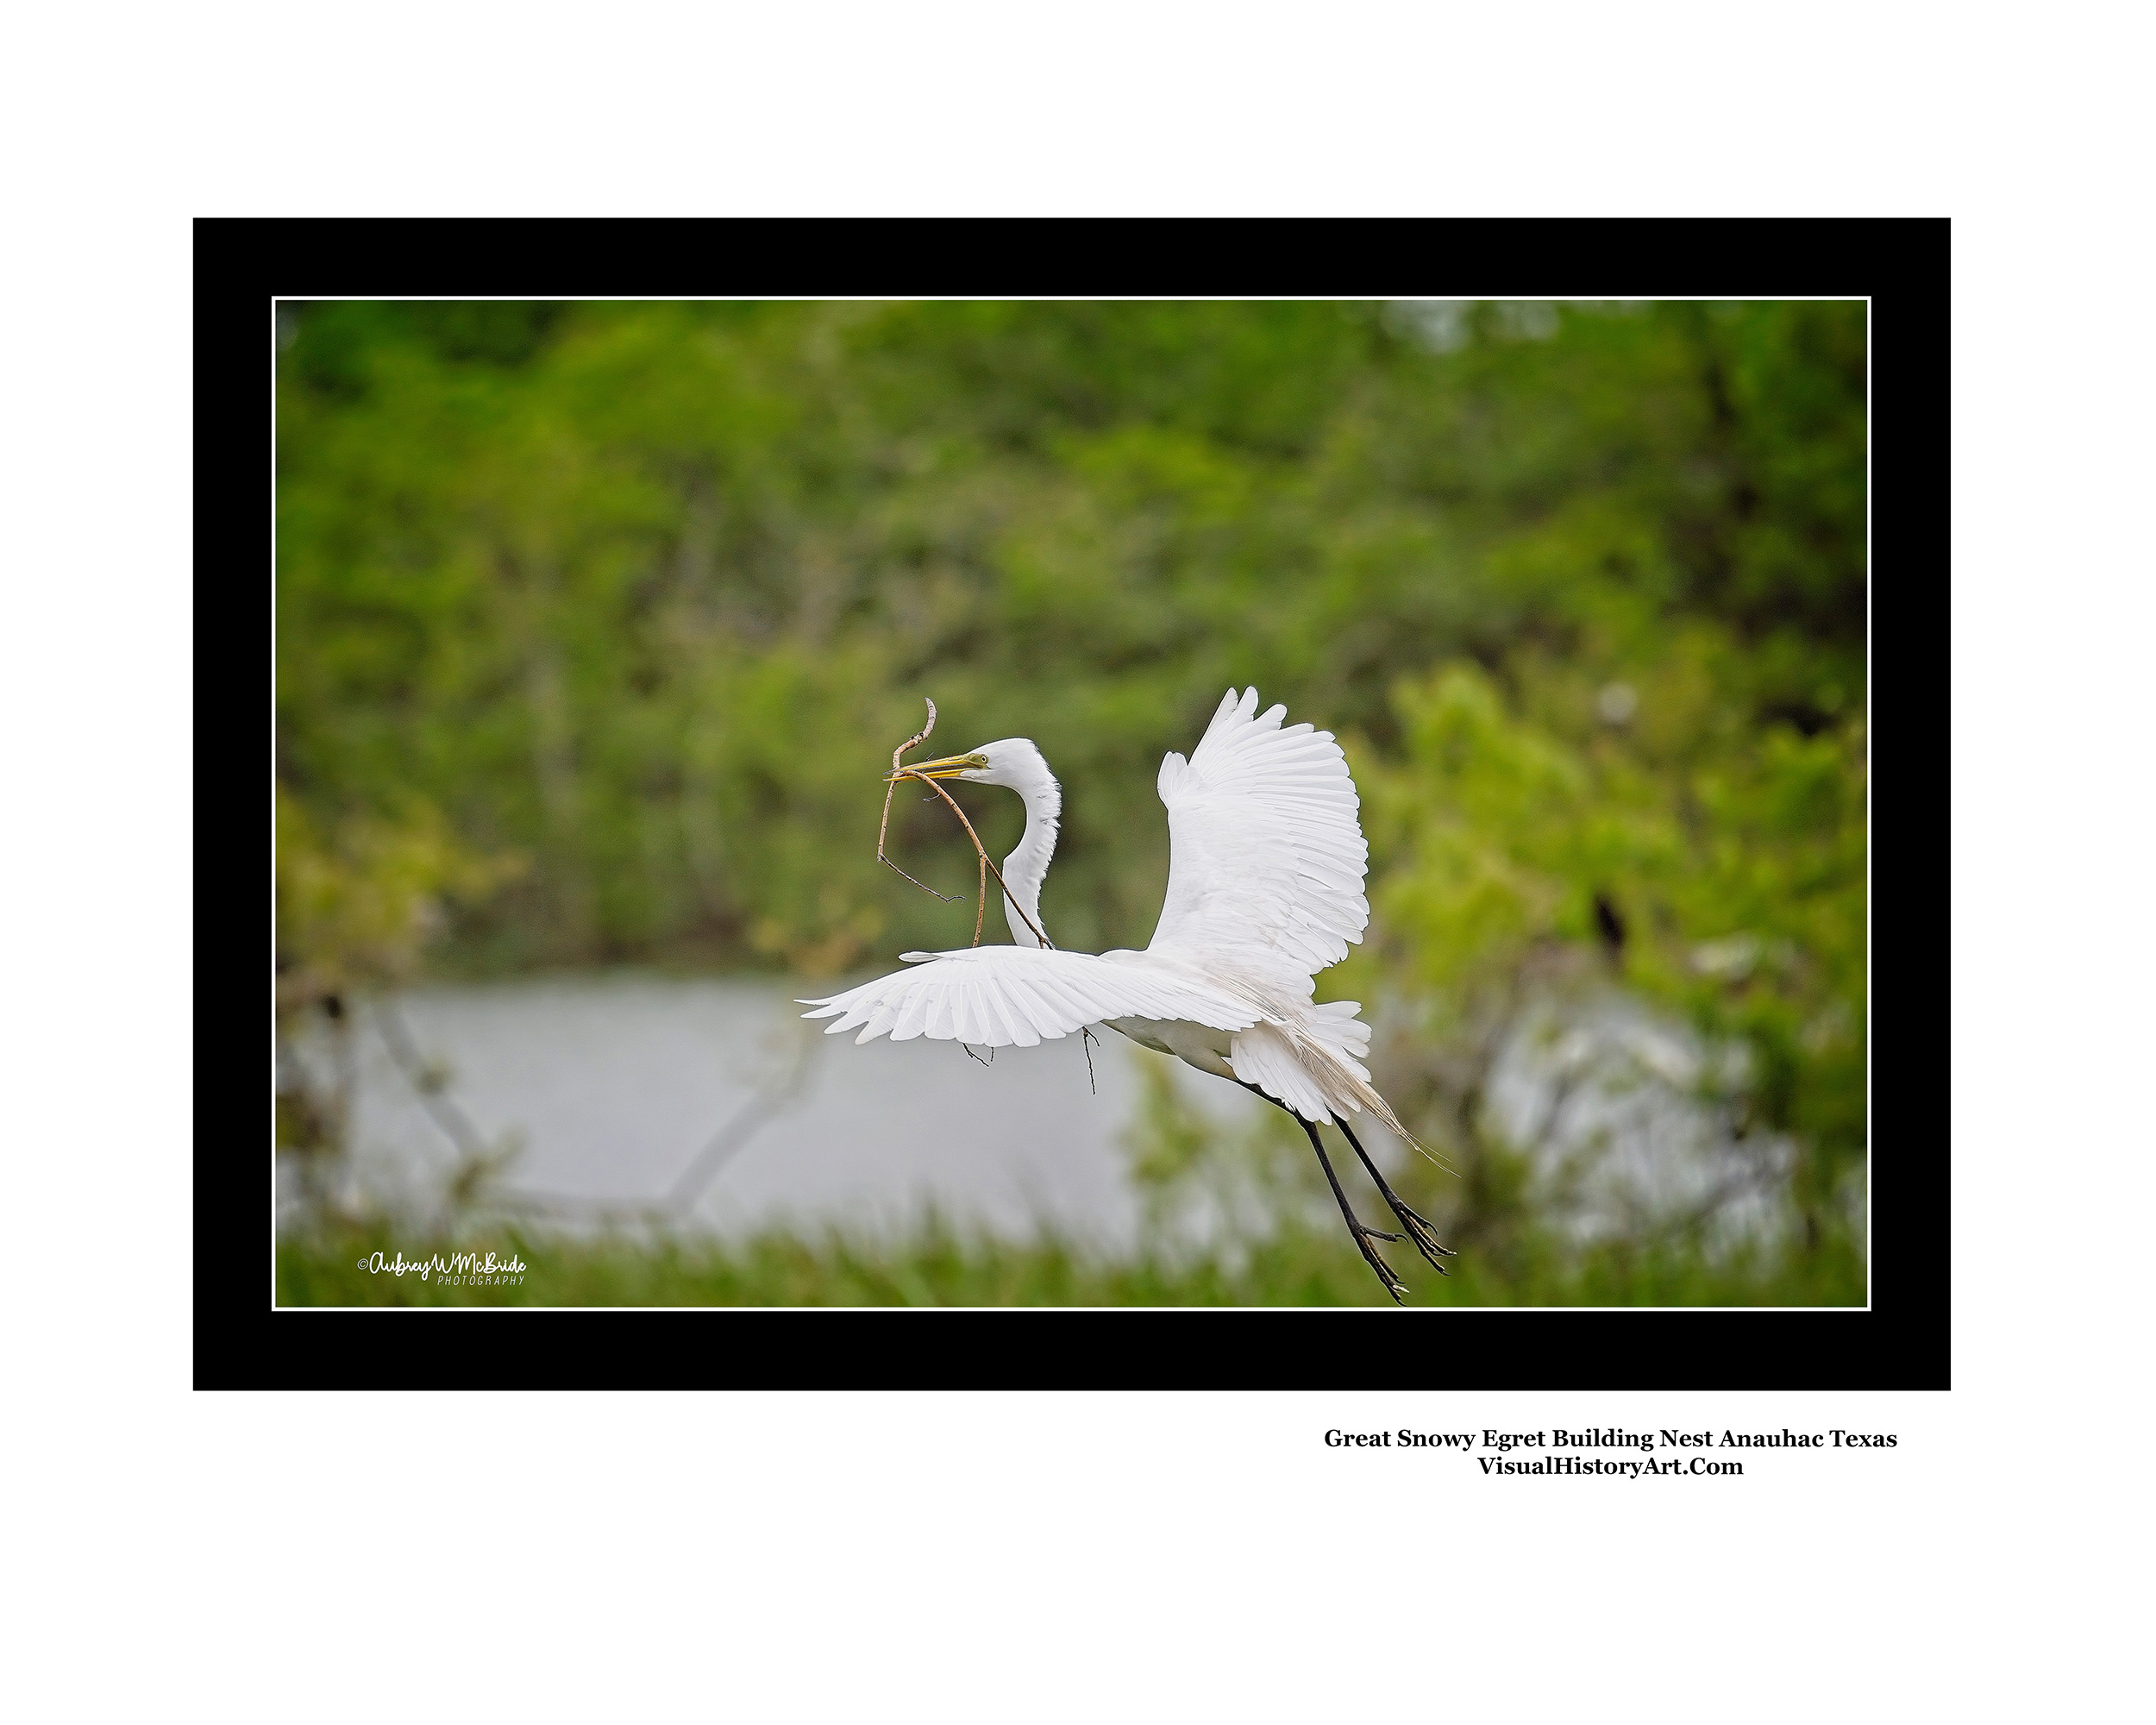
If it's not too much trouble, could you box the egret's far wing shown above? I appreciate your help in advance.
[798,946,1263,1048]
[1144,687,1369,988]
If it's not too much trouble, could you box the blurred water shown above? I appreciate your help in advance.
[277,974,1796,1251]
[1482,995,1796,1251]
[277,974,1273,1248]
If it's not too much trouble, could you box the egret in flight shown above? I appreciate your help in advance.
[799,687,1452,1300]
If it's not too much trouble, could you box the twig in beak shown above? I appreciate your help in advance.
[877,698,962,903]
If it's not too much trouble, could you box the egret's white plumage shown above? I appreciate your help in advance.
[799,687,1414,1145]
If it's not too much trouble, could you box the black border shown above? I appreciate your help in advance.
[220,218,1945,1389]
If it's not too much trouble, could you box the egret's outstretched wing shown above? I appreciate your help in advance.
[799,946,1266,1048]
[1145,687,1370,989]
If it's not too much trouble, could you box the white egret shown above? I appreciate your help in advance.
[799,687,1452,1298]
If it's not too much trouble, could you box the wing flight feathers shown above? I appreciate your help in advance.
[799,946,1265,1048]
[1146,687,1370,989]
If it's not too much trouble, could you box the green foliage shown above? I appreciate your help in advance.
[274,788,517,1022]
[1345,650,1863,1245]
[275,1219,1865,1308]
[274,789,519,1180]
[278,299,1865,975]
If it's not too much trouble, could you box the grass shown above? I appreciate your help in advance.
[277,1217,1868,1308]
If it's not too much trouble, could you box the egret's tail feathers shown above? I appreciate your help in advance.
[1227,1022,1336,1125]
[1304,998,1374,1076]
[1228,1009,1440,1168]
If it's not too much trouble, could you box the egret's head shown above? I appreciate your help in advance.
[891,738,1059,808]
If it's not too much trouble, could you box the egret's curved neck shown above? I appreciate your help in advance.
[997,762,1062,949]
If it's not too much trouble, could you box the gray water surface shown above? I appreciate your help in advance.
[281,974,1272,1248]
[279,972,1802,1252]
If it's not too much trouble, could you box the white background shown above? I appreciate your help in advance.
[5,3,2150,1716]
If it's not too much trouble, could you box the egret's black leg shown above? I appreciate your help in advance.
[1332,1113,1457,1275]
[1235,1082,1408,1301]
[1299,1115,1411,1302]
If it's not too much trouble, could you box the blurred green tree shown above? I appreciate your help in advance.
[278,299,1864,971]
[273,787,517,1201]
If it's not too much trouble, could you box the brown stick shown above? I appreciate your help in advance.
[876,699,962,903]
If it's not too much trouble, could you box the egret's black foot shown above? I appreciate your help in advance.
[1382,1198,1457,1276]
[1346,1224,1412,1304]
[1333,1113,1457,1275]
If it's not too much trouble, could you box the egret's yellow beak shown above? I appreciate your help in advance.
[887,751,987,783]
